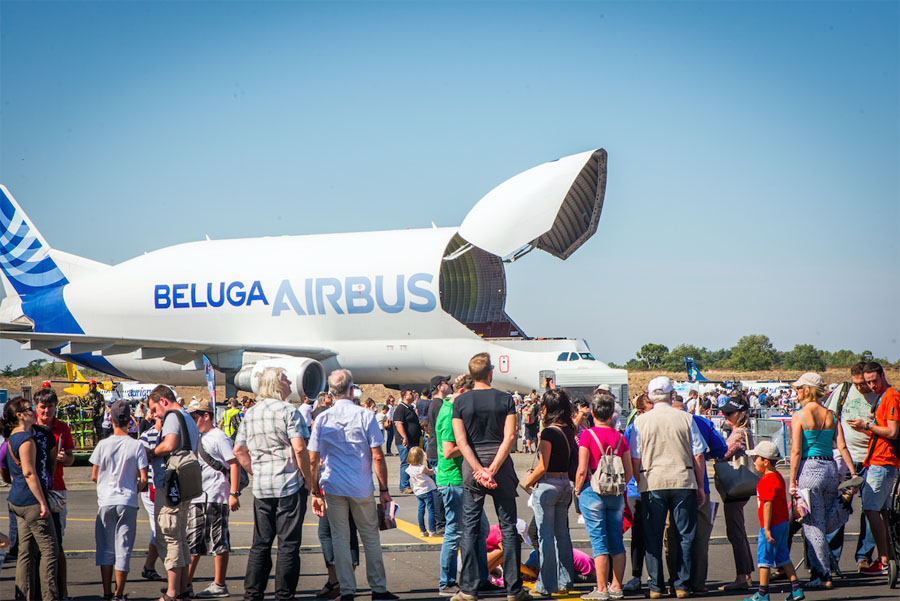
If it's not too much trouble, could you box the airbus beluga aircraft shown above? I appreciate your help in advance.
[0,149,627,402]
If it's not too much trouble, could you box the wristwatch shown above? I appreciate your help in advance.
[230,491,241,497]
[865,422,871,432]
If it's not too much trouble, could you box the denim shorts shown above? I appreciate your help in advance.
[756,521,791,568]
[577,486,625,557]
[861,464,899,512]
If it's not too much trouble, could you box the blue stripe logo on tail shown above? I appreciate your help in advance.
[0,187,68,295]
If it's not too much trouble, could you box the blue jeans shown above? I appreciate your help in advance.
[385,427,394,454]
[579,486,625,557]
[459,488,521,596]
[643,489,697,594]
[532,478,575,594]
[398,444,411,490]
[439,485,489,589]
[417,492,436,533]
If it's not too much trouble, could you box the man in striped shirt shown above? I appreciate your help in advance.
[233,368,311,601]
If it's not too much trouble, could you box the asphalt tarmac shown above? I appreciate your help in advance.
[1,450,896,601]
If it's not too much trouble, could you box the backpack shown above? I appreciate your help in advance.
[163,411,203,506]
[586,428,626,496]
[525,404,537,425]
[198,433,250,493]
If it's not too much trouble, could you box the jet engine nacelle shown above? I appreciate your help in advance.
[234,356,326,403]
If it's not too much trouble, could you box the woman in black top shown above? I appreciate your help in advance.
[522,389,576,596]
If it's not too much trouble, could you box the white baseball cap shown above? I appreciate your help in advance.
[647,376,674,395]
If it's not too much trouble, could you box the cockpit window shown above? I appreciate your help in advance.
[579,353,596,361]
[568,353,580,361]
[557,352,569,361]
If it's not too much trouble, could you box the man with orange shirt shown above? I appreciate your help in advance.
[848,361,899,581]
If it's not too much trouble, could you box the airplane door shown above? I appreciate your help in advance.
[539,370,556,393]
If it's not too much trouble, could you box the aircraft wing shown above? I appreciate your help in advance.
[0,325,337,367]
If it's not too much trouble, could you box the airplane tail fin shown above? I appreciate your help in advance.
[684,357,709,382]
[0,185,70,297]
[66,362,88,383]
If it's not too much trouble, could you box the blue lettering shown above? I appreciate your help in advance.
[172,283,189,308]
[190,283,207,308]
[407,273,436,312]
[375,275,404,314]
[345,276,374,314]
[316,278,344,314]
[155,285,171,309]
[246,280,269,306]
[305,278,316,316]
[272,279,305,316]
[226,281,246,306]
[207,282,225,307]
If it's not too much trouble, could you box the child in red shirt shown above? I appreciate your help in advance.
[745,441,804,601]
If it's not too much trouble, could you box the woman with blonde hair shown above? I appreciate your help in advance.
[788,372,859,589]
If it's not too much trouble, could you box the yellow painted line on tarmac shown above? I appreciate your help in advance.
[394,517,444,542]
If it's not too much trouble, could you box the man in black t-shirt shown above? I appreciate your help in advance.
[393,390,420,493]
[451,353,528,601]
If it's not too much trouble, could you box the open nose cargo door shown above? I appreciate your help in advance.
[458,149,607,260]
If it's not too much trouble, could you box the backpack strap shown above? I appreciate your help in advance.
[169,410,194,452]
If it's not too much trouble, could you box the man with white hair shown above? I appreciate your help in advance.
[629,376,708,600]
[233,367,311,601]
[309,369,398,601]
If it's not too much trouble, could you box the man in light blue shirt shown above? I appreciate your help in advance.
[309,369,398,601]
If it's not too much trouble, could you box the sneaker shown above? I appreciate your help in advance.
[579,590,609,601]
[372,593,399,601]
[859,561,886,576]
[743,593,769,601]
[784,588,805,601]
[622,577,641,592]
[649,593,665,600]
[440,585,461,597]
[451,592,478,601]
[507,590,534,601]
[803,578,825,589]
[196,583,230,598]
[675,591,690,599]
[421,531,428,537]
[608,591,624,601]
[857,559,871,572]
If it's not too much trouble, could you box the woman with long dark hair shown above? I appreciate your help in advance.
[1,395,59,601]
[521,389,576,596]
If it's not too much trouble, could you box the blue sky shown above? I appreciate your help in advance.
[1,1,898,369]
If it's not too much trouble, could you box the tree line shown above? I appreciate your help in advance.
[610,335,896,372]
[2,359,104,380]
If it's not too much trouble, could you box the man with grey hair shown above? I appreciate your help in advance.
[629,376,707,600]
[309,369,398,601]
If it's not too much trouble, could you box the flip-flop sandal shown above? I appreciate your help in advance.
[142,567,163,581]
[159,595,176,601]
[838,475,864,492]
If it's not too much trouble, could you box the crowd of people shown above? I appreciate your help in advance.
[0,357,897,601]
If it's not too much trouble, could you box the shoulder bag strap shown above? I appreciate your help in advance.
[549,424,572,458]
[197,434,229,475]
[834,383,851,417]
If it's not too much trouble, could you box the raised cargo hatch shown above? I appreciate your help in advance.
[458,149,606,260]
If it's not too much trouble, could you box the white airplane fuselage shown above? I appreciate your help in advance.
[0,149,627,398]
